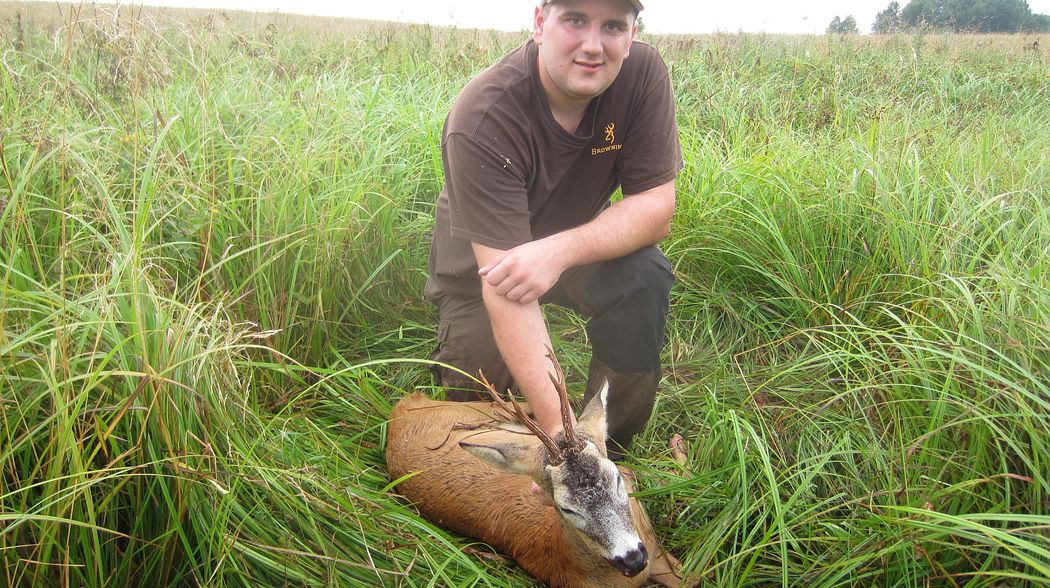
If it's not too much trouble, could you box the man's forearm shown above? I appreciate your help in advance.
[545,180,675,271]
[476,180,676,305]
[481,287,570,434]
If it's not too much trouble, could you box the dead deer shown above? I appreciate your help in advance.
[385,352,684,588]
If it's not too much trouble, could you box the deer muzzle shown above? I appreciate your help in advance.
[609,541,648,577]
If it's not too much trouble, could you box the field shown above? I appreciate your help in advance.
[1,2,1048,586]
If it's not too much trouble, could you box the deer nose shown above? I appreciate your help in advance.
[610,542,648,577]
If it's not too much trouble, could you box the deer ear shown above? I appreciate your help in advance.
[460,441,544,477]
[577,378,609,446]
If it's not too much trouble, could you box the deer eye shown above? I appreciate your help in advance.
[558,506,579,516]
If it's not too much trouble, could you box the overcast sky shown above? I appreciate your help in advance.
[38,0,1050,34]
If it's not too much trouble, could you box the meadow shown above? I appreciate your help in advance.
[1,3,1048,586]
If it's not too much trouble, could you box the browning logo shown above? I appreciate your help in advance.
[593,122,623,156]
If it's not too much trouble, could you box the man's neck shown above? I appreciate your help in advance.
[551,106,588,135]
[537,58,591,134]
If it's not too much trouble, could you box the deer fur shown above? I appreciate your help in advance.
[385,377,683,588]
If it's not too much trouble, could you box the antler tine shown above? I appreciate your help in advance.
[543,345,582,450]
[478,371,564,464]
[479,371,515,414]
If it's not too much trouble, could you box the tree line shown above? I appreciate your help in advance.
[827,0,1050,34]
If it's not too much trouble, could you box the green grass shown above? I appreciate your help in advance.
[2,3,1048,586]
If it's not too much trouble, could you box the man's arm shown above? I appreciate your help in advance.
[472,178,675,433]
[478,179,675,304]
[472,242,568,434]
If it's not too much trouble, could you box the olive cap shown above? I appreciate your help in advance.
[543,0,644,13]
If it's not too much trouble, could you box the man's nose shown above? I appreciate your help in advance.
[581,24,602,54]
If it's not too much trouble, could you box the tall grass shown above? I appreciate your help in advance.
[2,3,1048,586]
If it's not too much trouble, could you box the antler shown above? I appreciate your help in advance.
[479,371,565,465]
[544,344,585,454]
[476,347,585,463]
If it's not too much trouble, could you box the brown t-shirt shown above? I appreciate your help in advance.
[428,39,682,298]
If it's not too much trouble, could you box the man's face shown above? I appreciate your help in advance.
[533,0,637,110]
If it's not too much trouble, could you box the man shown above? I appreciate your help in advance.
[426,0,681,460]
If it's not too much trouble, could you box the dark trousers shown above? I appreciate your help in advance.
[425,246,673,458]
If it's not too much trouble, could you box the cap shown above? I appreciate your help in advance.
[543,0,644,13]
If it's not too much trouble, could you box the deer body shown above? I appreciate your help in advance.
[386,390,681,588]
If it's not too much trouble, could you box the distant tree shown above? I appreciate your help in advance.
[894,0,1044,32]
[900,0,955,30]
[842,15,860,34]
[1025,11,1050,31]
[967,0,1029,32]
[873,1,902,33]
[827,15,860,34]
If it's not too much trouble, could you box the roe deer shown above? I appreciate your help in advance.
[385,353,683,588]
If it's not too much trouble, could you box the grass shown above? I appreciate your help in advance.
[2,2,1048,586]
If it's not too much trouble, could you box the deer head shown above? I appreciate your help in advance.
[459,350,649,578]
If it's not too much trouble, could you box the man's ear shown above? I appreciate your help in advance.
[460,441,545,477]
[533,5,546,44]
[577,378,609,447]
[624,20,637,58]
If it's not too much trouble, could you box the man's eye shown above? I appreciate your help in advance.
[559,506,579,516]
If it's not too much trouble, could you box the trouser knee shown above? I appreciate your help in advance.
[567,247,672,458]
[582,247,673,374]
[424,278,511,401]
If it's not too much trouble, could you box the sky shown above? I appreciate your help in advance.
[30,0,1050,34]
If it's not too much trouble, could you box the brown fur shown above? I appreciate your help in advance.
[386,392,682,588]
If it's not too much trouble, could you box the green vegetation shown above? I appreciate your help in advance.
[826,15,860,35]
[2,3,1048,586]
[874,0,1050,33]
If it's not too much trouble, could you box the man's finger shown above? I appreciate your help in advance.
[531,482,555,506]
[505,283,533,302]
[493,271,519,295]
[482,262,508,287]
[477,251,509,276]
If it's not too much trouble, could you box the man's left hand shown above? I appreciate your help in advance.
[477,239,565,304]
